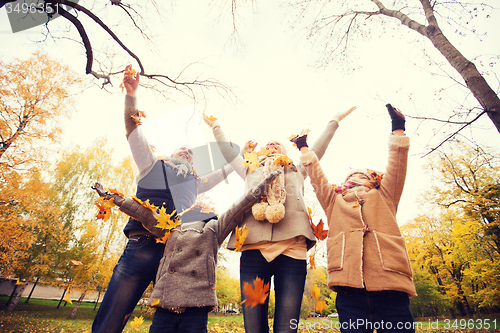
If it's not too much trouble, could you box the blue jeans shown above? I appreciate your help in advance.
[240,250,307,333]
[92,235,165,333]
[335,287,415,333]
[149,307,211,333]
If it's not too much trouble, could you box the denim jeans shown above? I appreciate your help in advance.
[240,250,307,333]
[335,287,415,333]
[92,235,165,333]
[149,307,211,333]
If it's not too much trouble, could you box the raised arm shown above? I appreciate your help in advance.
[204,115,248,179]
[379,104,409,212]
[310,106,356,160]
[122,65,156,175]
[196,163,234,194]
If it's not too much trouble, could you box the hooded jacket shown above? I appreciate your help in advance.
[300,134,417,297]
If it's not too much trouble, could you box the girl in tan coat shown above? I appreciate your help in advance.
[292,104,417,333]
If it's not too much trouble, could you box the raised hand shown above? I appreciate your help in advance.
[123,64,139,96]
[386,104,406,132]
[332,106,357,123]
[243,140,258,154]
[289,130,309,150]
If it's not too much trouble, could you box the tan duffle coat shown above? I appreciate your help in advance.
[300,134,417,297]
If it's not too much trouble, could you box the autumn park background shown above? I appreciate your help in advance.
[1,0,500,331]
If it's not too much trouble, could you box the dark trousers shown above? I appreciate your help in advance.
[335,286,415,333]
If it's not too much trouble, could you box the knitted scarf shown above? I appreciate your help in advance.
[162,157,194,179]
[334,169,384,195]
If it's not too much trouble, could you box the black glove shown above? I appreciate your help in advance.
[290,133,308,150]
[386,104,406,131]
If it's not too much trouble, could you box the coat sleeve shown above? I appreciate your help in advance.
[300,151,337,214]
[296,120,339,178]
[196,164,234,194]
[212,127,247,179]
[124,95,156,175]
[378,134,410,214]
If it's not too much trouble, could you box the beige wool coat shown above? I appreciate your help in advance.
[212,120,341,251]
[300,134,417,297]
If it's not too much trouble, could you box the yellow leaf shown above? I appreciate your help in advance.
[243,152,260,172]
[205,115,217,121]
[70,260,83,266]
[155,207,180,231]
[156,232,171,244]
[234,225,249,252]
[132,195,157,212]
[63,289,72,305]
[312,285,321,301]
[242,277,270,308]
[315,299,327,314]
[273,154,293,168]
[130,316,144,329]
[151,299,160,306]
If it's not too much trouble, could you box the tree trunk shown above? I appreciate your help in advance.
[68,291,86,320]
[57,288,68,309]
[7,283,28,311]
[25,277,40,303]
[93,290,101,311]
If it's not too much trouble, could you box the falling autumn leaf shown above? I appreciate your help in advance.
[315,299,327,314]
[311,219,328,241]
[205,115,217,121]
[63,289,72,304]
[109,188,125,197]
[155,207,180,231]
[132,195,157,212]
[242,277,270,308]
[234,225,249,252]
[243,152,261,172]
[70,260,83,266]
[151,299,160,307]
[156,232,171,244]
[95,197,115,221]
[312,285,321,301]
[130,316,144,329]
[131,109,147,126]
[15,279,24,285]
[274,155,294,168]
[308,252,316,270]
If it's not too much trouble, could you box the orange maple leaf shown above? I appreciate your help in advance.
[95,197,115,221]
[311,219,328,241]
[242,277,270,308]
[205,115,217,121]
[132,195,157,212]
[109,188,125,197]
[274,154,294,168]
[308,252,316,270]
[156,231,171,244]
[234,225,249,252]
[151,299,160,307]
[155,207,180,231]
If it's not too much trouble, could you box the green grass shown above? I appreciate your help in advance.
[1,297,499,332]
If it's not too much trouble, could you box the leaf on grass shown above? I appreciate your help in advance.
[155,207,180,231]
[242,277,270,308]
[311,219,328,241]
[130,316,144,329]
[234,225,249,252]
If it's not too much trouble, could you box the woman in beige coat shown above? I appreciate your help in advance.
[292,104,416,333]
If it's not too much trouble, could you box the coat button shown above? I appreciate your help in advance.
[168,267,175,274]
[190,270,197,276]
[176,248,182,252]
[195,250,202,256]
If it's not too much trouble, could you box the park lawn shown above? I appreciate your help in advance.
[1,297,499,332]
